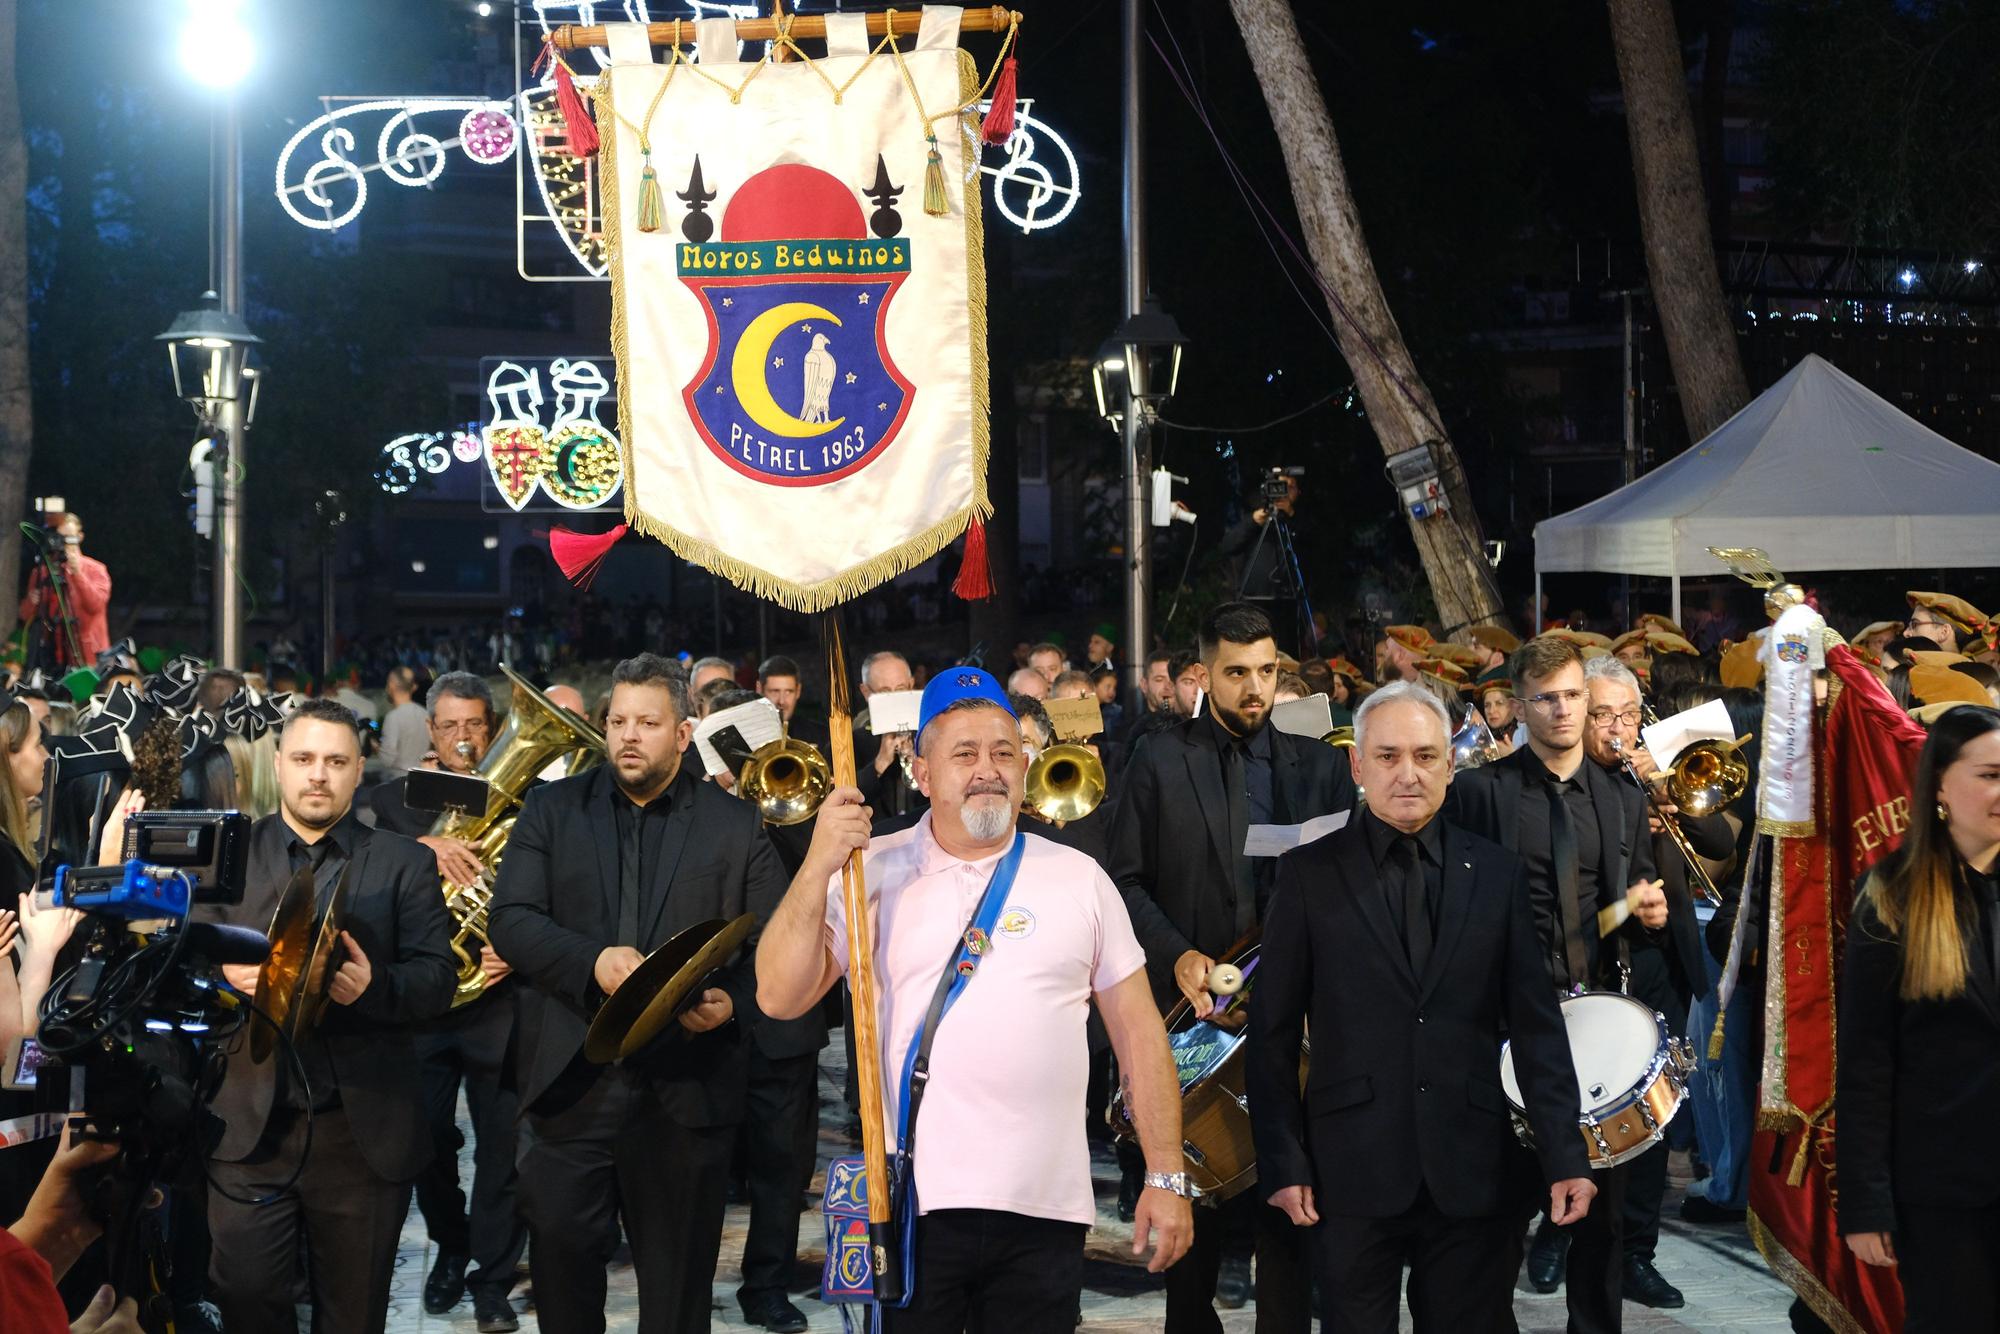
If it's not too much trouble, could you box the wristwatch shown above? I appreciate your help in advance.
[1143,1171,1193,1198]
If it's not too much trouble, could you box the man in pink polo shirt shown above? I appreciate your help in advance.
[757,668,1192,1332]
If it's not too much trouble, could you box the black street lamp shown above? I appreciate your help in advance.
[1115,296,1187,409]
[156,289,262,422]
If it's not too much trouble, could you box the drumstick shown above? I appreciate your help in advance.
[1207,963,1244,996]
[1596,879,1665,937]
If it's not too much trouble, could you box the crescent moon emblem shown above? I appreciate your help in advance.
[731,302,846,439]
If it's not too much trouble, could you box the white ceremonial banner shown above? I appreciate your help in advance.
[597,7,989,609]
[1757,605,1825,835]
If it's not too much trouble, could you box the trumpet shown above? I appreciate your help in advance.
[740,735,832,826]
[1612,736,1748,905]
[1450,707,1503,770]
[1022,743,1105,827]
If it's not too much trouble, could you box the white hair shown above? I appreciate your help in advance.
[860,650,910,690]
[1352,680,1452,753]
[1583,654,1643,698]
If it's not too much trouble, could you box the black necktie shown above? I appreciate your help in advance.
[1393,837,1433,977]
[1547,780,1589,986]
[618,803,643,948]
[1222,739,1253,938]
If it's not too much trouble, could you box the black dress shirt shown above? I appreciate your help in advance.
[610,767,685,949]
[1511,747,1603,982]
[1210,711,1276,936]
[1360,807,1443,938]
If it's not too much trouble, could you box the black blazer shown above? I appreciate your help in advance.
[1446,747,1658,990]
[487,764,789,1123]
[199,811,457,1181]
[1837,861,2000,1235]
[1247,816,1590,1218]
[1108,716,1355,1003]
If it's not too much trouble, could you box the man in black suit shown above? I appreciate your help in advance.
[201,698,458,1334]
[1108,600,1356,1333]
[1580,658,1732,1310]
[1446,636,1665,1334]
[1248,681,1596,1331]
[489,653,789,1334]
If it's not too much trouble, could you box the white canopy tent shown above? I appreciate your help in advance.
[1533,353,2000,624]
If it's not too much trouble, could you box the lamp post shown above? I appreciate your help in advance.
[158,291,260,665]
[1094,295,1186,694]
[170,0,256,666]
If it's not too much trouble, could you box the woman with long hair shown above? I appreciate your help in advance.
[1838,704,2000,1328]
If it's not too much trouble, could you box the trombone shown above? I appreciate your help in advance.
[739,735,833,826]
[1611,736,1748,905]
[1022,743,1105,828]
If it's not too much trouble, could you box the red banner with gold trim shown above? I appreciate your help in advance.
[1750,641,1923,1333]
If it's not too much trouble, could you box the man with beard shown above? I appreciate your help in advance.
[1109,601,1357,1333]
[756,668,1192,1331]
[489,654,788,1333]
[364,671,527,1329]
[201,699,457,1334]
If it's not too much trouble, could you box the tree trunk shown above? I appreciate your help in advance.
[1608,0,1750,442]
[1698,0,1737,248]
[1228,0,1510,640]
[0,0,28,638]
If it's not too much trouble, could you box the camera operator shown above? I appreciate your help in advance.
[5,1127,143,1333]
[196,698,456,1334]
[17,513,111,672]
[1219,471,1311,655]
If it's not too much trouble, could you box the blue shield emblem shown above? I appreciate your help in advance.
[680,239,915,486]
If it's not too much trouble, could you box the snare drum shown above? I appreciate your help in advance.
[1498,990,1694,1170]
[1108,944,1306,1200]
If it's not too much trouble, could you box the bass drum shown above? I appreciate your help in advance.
[1107,942,1306,1201]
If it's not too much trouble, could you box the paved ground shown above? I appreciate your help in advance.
[382,1057,1798,1333]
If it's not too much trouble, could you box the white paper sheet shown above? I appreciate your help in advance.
[1244,810,1350,857]
[866,690,922,737]
[692,697,784,777]
[1270,694,1334,740]
[1640,697,1735,770]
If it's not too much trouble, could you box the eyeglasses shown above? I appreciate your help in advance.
[1516,689,1585,713]
[1587,708,1643,727]
[432,719,490,736]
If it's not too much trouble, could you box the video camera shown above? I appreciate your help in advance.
[1260,465,1303,506]
[23,810,264,1307]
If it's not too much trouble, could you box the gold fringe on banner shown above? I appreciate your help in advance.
[597,49,992,613]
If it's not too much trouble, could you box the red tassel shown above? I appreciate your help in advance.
[549,523,626,588]
[552,58,600,157]
[980,57,1018,144]
[952,518,993,601]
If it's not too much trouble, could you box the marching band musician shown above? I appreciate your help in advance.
[488,653,788,1334]
[1579,656,1729,1308]
[1446,636,1664,1334]
[200,699,458,1334]
[1247,682,1596,1332]
[1108,601,1356,1332]
[365,671,526,1330]
[756,668,1193,1332]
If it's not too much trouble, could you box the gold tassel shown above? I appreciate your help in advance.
[1707,1007,1727,1061]
[922,134,948,217]
[635,152,664,233]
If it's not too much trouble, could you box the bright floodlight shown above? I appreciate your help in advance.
[180,0,255,89]
[1898,268,1918,289]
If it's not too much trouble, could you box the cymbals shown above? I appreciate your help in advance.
[584,914,757,1064]
[295,866,351,1032]
[251,867,315,1063]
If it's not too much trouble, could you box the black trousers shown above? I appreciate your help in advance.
[736,1047,820,1302]
[517,1065,733,1334]
[1898,1198,2000,1333]
[208,1108,413,1334]
[1164,1192,1312,1334]
[411,992,526,1296]
[1313,1187,1517,1334]
[1619,956,1685,1265]
[1505,1150,1630,1334]
[880,1208,1086,1334]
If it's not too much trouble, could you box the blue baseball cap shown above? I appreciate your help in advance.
[918,666,1016,736]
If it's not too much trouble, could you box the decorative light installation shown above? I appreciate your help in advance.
[275,98,519,231]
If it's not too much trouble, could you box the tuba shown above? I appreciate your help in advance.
[433,664,606,1008]
[739,735,833,826]
[1022,743,1106,827]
